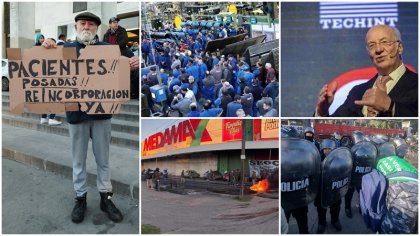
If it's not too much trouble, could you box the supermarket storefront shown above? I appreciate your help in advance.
[141,119,279,177]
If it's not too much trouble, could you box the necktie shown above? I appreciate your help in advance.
[367,75,392,117]
[377,75,392,90]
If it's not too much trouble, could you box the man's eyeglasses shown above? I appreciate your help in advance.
[367,40,400,51]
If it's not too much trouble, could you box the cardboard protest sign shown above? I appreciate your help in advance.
[7,45,130,115]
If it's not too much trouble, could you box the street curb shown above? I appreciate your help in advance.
[2,114,139,150]
[2,148,139,200]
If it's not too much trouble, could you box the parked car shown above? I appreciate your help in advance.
[2,59,9,91]
[185,170,200,178]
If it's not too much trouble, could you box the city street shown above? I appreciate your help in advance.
[141,182,279,234]
[286,194,374,234]
[2,159,139,234]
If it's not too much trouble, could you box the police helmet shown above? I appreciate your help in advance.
[320,139,336,152]
[405,137,416,146]
[304,127,315,140]
[304,127,315,135]
[352,131,365,144]
[392,138,406,148]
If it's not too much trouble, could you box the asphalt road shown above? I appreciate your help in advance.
[2,158,139,234]
[286,192,374,234]
[141,182,279,234]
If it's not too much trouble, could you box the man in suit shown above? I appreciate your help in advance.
[316,25,418,117]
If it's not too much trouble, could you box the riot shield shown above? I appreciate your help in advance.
[281,126,299,138]
[281,138,321,211]
[350,141,377,189]
[321,147,353,208]
[371,135,387,146]
[378,142,396,160]
[396,143,409,158]
[377,134,389,142]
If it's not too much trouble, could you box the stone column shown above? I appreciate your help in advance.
[99,2,117,41]
[9,2,35,49]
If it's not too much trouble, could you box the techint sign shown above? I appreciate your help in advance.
[320,2,398,30]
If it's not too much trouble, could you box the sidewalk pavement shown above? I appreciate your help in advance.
[2,158,139,234]
[2,124,139,199]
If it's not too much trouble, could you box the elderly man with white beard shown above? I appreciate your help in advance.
[42,12,139,224]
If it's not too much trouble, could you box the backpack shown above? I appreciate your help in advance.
[359,169,388,232]
[377,156,418,234]
[380,179,418,234]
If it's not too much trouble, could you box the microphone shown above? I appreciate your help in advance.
[388,46,400,59]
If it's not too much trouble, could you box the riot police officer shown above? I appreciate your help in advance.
[345,138,377,218]
[282,137,321,234]
[315,139,342,233]
[284,203,310,234]
[344,131,363,217]
[304,127,320,150]
[333,132,342,147]
[283,127,320,233]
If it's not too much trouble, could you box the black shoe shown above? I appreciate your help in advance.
[72,193,87,223]
[345,208,352,218]
[317,224,326,234]
[99,192,123,223]
[332,221,342,231]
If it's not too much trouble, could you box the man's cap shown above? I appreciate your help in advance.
[75,12,101,26]
[109,16,120,24]
[181,84,189,90]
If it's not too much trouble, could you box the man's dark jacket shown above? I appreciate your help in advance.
[333,68,418,117]
[103,26,132,57]
[64,41,112,124]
